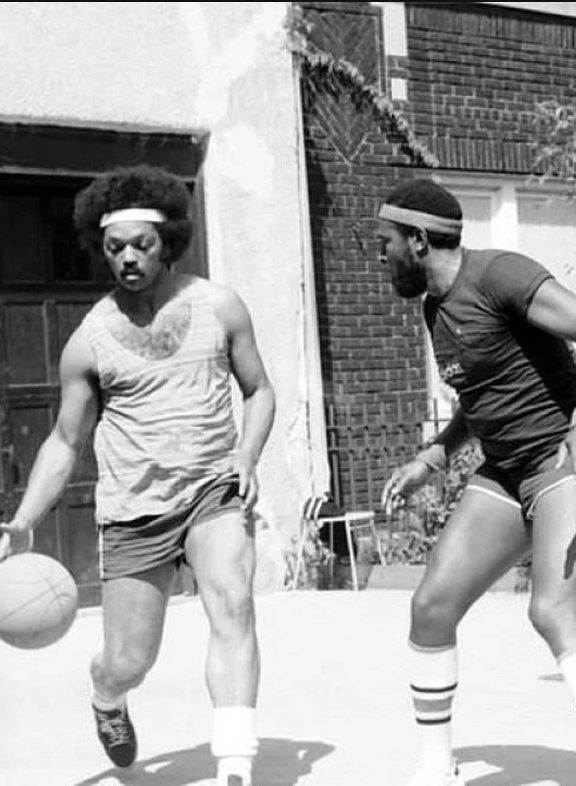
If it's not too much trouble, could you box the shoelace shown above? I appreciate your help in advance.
[98,712,132,746]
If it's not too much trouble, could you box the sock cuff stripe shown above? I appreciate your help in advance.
[416,715,452,726]
[410,682,458,694]
[414,695,454,712]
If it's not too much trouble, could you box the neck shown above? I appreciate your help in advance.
[426,247,463,298]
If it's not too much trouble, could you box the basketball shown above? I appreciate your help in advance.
[0,553,78,649]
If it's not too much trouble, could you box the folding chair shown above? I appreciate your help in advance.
[291,496,385,591]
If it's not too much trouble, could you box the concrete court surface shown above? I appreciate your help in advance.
[1,589,575,786]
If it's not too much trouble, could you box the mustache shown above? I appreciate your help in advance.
[120,267,143,276]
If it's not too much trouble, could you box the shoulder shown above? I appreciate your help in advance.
[474,249,548,278]
[473,249,553,310]
[188,276,251,332]
[482,250,551,285]
[61,297,114,380]
[188,276,244,307]
[81,293,117,328]
[59,322,99,384]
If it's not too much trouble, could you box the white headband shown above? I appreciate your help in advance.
[99,208,167,228]
[378,204,463,236]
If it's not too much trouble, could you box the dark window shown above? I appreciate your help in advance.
[0,178,104,289]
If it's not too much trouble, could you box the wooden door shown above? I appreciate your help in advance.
[0,294,103,604]
[0,179,106,605]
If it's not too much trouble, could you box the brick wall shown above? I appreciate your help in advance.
[300,1,576,507]
[405,2,576,171]
[300,1,429,507]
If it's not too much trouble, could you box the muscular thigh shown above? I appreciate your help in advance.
[101,562,176,660]
[420,483,530,612]
[531,475,576,599]
[185,510,256,595]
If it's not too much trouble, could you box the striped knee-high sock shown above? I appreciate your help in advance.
[409,642,458,772]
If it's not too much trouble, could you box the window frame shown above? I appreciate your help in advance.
[0,122,208,288]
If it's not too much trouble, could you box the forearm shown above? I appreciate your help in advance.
[416,407,470,470]
[13,433,81,529]
[237,384,276,464]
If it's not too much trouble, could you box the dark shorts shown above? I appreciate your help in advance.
[98,474,243,580]
[467,454,575,520]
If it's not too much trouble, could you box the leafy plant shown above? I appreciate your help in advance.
[285,4,438,168]
[417,440,484,536]
[381,440,484,565]
[531,100,576,190]
[284,522,335,590]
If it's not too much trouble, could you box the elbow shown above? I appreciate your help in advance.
[253,381,276,426]
[48,429,86,467]
[257,381,276,425]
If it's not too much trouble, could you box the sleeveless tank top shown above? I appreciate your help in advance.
[81,285,238,524]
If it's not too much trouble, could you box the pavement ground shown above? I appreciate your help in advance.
[1,588,575,786]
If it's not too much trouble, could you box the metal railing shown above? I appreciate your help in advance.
[326,398,453,514]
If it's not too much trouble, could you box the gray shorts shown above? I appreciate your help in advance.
[98,474,242,580]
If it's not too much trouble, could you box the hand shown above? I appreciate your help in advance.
[381,459,433,516]
[235,453,259,513]
[556,424,576,473]
[0,518,34,561]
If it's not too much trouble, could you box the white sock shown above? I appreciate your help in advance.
[91,678,127,712]
[212,706,257,784]
[558,650,576,698]
[409,643,458,772]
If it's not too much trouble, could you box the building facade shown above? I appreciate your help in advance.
[0,1,575,598]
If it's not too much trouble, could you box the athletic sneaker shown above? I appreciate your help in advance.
[407,761,466,786]
[92,703,137,767]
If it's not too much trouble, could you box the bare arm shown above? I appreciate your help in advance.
[215,288,276,510]
[0,326,99,556]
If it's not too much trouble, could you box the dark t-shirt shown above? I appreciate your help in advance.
[424,249,576,473]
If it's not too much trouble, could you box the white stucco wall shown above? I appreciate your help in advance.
[0,1,329,542]
[181,2,330,537]
[0,2,206,130]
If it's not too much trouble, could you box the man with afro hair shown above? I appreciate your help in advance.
[379,178,576,786]
[0,164,276,786]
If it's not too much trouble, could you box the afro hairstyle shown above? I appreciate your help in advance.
[74,164,194,264]
[385,179,463,249]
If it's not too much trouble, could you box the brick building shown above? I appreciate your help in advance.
[299,1,576,510]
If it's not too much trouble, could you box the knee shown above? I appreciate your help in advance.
[204,577,255,634]
[411,584,462,636]
[528,593,572,646]
[92,649,152,692]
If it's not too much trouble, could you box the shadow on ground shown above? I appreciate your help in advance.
[73,737,335,786]
[458,744,576,785]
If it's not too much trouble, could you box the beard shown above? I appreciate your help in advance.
[392,266,428,298]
